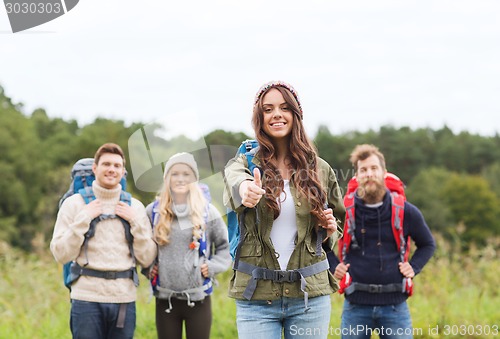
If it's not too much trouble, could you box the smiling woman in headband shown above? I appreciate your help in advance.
[223,81,345,339]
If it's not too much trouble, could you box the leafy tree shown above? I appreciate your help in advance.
[35,166,71,245]
[406,167,453,235]
[314,125,354,189]
[441,174,500,245]
[204,129,251,174]
[204,129,249,148]
[482,162,500,199]
[0,92,46,248]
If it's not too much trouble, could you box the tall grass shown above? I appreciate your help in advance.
[0,235,498,338]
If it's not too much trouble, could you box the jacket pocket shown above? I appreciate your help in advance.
[232,234,263,290]
[239,234,262,257]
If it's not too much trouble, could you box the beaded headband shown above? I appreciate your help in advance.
[253,80,303,115]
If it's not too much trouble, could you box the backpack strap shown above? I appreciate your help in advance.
[198,203,210,259]
[339,192,357,263]
[78,187,99,267]
[151,199,160,227]
[71,187,137,286]
[119,191,135,266]
[227,208,240,260]
[242,139,260,175]
[198,202,213,295]
[232,207,251,270]
[79,186,96,204]
[337,192,355,294]
[120,191,132,205]
[314,203,329,256]
[147,199,161,293]
[390,192,413,295]
[232,140,261,269]
[390,192,408,262]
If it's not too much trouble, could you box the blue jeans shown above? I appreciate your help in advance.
[70,300,136,339]
[340,300,413,339]
[236,295,331,339]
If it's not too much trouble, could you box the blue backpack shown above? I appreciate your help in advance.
[59,158,136,290]
[149,182,213,295]
[227,140,260,260]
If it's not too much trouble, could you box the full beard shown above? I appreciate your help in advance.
[356,179,386,204]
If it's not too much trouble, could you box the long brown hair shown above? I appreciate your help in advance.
[252,85,327,226]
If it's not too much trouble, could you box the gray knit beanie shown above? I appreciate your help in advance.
[163,152,199,180]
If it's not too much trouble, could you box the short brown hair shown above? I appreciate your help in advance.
[94,143,126,166]
[349,144,386,172]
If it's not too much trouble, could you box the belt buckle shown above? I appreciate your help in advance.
[275,271,285,282]
[104,271,117,279]
[368,284,382,293]
[274,270,290,283]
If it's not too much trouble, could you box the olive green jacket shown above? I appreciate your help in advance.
[223,154,345,300]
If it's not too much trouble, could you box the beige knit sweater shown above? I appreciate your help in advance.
[50,182,157,303]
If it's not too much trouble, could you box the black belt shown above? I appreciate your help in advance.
[71,263,135,280]
[248,266,302,283]
[344,282,403,295]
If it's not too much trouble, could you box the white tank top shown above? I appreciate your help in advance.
[270,180,298,270]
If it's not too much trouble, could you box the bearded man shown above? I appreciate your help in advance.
[330,144,435,339]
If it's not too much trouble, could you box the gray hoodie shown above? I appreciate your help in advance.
[146,202,231,307]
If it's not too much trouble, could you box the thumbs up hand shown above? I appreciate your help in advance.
[253,167,262,188]
[239,168,266,208]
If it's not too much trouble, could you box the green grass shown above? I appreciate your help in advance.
[0,235,498,338]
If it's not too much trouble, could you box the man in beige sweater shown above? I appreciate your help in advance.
[50,143,156,339]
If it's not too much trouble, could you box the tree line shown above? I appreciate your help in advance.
[1,85,499,251]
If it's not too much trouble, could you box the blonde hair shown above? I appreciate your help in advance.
[154,170,207,246]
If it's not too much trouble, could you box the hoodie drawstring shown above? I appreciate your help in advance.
[165,291,196,313]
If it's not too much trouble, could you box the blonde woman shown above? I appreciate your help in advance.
[146,152,231,339]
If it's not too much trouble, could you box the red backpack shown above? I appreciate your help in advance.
[338,173,413,296]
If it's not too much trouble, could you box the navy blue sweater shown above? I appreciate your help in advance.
[328,190,436,305]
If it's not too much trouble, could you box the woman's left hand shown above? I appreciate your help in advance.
[200,263,209,278]
[322,208,338,239]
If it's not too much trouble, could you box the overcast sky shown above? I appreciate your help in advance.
[1,0,499,139]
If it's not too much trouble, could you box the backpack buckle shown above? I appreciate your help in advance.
[273,270,296,283]
[104,271,117,279]
[99,214,116,221]
[245,141,253,152]
[368,284,382,293]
